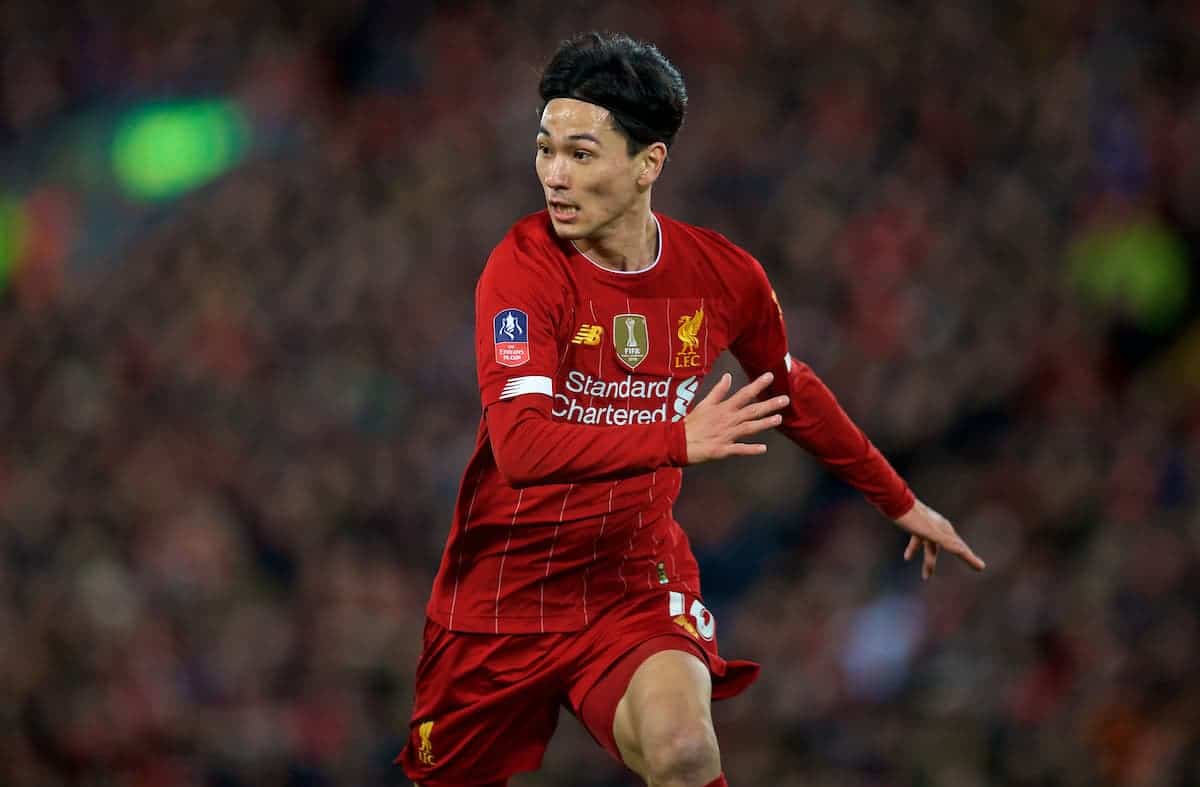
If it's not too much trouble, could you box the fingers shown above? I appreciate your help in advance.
[745,395,790,421]
[908,534,987,578]
[684,371,789,464]
[728,371,775,407]
[949,539,987,572]
[922,539,938,580]
[721,442,768,457]
[736,414,784,438]
[698,372,785,415]
[698,373,733,407]
[898,501,988,577]
[932,525,987,573]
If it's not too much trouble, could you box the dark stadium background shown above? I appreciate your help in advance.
[2,2,1199,785]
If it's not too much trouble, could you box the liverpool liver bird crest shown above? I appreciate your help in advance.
[677,308,704,353]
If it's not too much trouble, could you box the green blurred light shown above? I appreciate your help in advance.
[1070,217,1190,333]
[111,100,250,201]
[0,196,27,291]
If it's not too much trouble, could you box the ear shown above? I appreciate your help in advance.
[636,142,668,188]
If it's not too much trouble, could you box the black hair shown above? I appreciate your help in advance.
[539,32,688,156]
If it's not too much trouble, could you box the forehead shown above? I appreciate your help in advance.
[539,98,621,143]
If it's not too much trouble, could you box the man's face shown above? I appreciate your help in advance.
[536,98,647,241]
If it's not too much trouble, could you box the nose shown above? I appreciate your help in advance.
[543,155,569,189]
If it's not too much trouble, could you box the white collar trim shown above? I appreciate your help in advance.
[573,214,663,275]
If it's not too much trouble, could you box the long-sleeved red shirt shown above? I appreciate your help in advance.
[426,211,914,634]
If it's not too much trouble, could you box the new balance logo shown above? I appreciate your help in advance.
[572,324,604,345]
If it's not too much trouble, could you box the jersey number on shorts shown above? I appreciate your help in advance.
[668,591,715,641]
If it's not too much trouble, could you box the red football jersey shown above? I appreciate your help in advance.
[426,211,914,634]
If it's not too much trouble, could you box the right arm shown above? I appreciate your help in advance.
[486,395,687,488]
[487,371,787,488]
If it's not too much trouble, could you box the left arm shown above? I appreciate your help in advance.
[728,259,984,578]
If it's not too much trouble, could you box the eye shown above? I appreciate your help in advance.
[537,143,551,156]
[573,149,592,161]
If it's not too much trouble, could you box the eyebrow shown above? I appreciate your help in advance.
[538,126,602,144]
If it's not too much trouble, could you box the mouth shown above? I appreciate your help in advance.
[548,200,580,222]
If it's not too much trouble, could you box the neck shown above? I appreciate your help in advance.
[573,204,658,273]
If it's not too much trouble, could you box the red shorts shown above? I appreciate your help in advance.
[397,587,759,786]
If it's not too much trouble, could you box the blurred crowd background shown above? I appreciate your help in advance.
[2,1,1199,785]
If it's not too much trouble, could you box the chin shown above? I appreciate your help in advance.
[549,219,588,240]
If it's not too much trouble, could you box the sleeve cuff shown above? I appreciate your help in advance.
[881,488,916,520]
[666,420,689,467]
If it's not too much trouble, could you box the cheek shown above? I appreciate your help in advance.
[581,166,631,201]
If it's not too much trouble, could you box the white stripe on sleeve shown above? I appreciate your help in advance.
[499,375,553,399]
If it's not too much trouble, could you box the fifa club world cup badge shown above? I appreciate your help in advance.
[613,313,649,370]
[494,309,530,367]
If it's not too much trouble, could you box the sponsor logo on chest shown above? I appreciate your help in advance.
[554,301,714,425]
[553,370,671,425]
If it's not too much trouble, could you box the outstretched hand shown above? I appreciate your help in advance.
[897,499,986,580]
[683,372,789,464]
